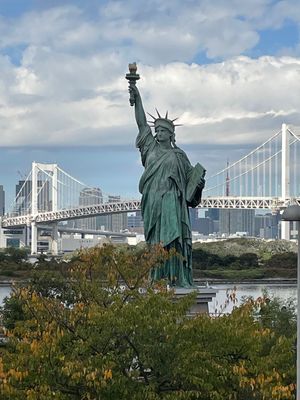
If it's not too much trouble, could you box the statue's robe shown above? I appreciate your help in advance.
[136,125,193,287]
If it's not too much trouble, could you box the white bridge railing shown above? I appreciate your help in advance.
[3,197,300,228]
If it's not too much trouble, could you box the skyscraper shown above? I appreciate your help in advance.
[0,185,5,216]
[205,208,220,234]
[97,195,128,232]
[254,212,279,239]
[15,180,51,214]
[189,208,202,232]
[127,211,144,233]
[219,209,255,236]
[108,195,128,232]
[75,187,103,230]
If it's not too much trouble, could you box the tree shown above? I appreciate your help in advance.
[238,253,259,269]
[0,244,296,399]
[6,247,29,264]
[265,252,297,269]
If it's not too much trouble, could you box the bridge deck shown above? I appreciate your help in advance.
[2,197,298,228]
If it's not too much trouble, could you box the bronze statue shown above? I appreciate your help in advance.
[126,63,205,287]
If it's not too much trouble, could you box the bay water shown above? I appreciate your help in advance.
[0,283,297,314]
[208,282,297,314]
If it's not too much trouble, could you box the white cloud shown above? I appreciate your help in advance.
[97,0,263,61]
[0,1,295,63]
[256,0,300,29]
[0,3,298,149]
[0,1,299,65]
[137,57,300,143]
[0,46,299,148]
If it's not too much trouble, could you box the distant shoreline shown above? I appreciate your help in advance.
[0,278,297,286]
[195,278,297,285]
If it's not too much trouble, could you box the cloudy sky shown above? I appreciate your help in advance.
[0,0,300,207]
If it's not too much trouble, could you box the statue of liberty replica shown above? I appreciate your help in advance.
[126,63,205,288]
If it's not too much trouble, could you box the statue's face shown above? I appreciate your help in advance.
[155,126,172,143]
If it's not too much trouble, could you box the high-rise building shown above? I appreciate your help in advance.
[97,195,128,232]
[189,209,214,235]
[205,208,220,234]
[254,213,279,239]
[189,208,200,231]
[127,211,144,234]
[0,185,5,216]
[197,218,212,235]
[75,187,103,230]
[205,208,219,221]
[219,209,255,236]
[15,180,51,214]
[15,180,31,214]
[109,195,128,232]
[127,211,143,229]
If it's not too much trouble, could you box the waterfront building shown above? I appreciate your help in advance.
[0,226,26,248]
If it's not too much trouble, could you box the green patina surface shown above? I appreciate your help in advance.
[127,65,205,287]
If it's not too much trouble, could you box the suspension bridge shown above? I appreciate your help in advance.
[1,123,300,254]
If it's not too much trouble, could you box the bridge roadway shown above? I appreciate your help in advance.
[40,225,136,238]
[2,196,300,228]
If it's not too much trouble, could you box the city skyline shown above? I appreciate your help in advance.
[0,1,300,207]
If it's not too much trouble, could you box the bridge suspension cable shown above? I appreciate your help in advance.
[203,128,300,199]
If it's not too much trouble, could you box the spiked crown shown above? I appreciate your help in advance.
[147,109,181,133]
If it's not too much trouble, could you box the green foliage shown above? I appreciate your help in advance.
[265,252,297,269]
[255,294,297,338]
[193,238,296,257]
[198,268,265,280]
[192,238,297,279]
[239,253,259,269]
[1,292,26,330]
[0,244,296,399]
[0,248,32,279]
[0,247,29,263]
[0,248,71,280]
[6,247,29,263]
[0,238,297,281]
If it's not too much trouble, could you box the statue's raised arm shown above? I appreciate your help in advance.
[129,85,148,131]
[126,63,154,164]
[125,63,148,130]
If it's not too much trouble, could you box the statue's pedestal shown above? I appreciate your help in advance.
[174,286,218,314]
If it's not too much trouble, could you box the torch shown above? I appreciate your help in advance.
[125,62,140,106]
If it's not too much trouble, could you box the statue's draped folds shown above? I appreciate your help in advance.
[136,125,194,287]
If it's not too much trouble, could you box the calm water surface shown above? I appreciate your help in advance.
[0,285,12,305]
[209,283,297,314]
[0,283,297,314]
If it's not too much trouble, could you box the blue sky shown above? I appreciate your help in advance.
[0,0,300,207]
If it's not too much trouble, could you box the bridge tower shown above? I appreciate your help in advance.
[281,124,290,240]
[225,160,230,197]
[31,162,38,254]
[31,162,59,255]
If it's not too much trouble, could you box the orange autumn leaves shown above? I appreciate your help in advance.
[0,244,296,399]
